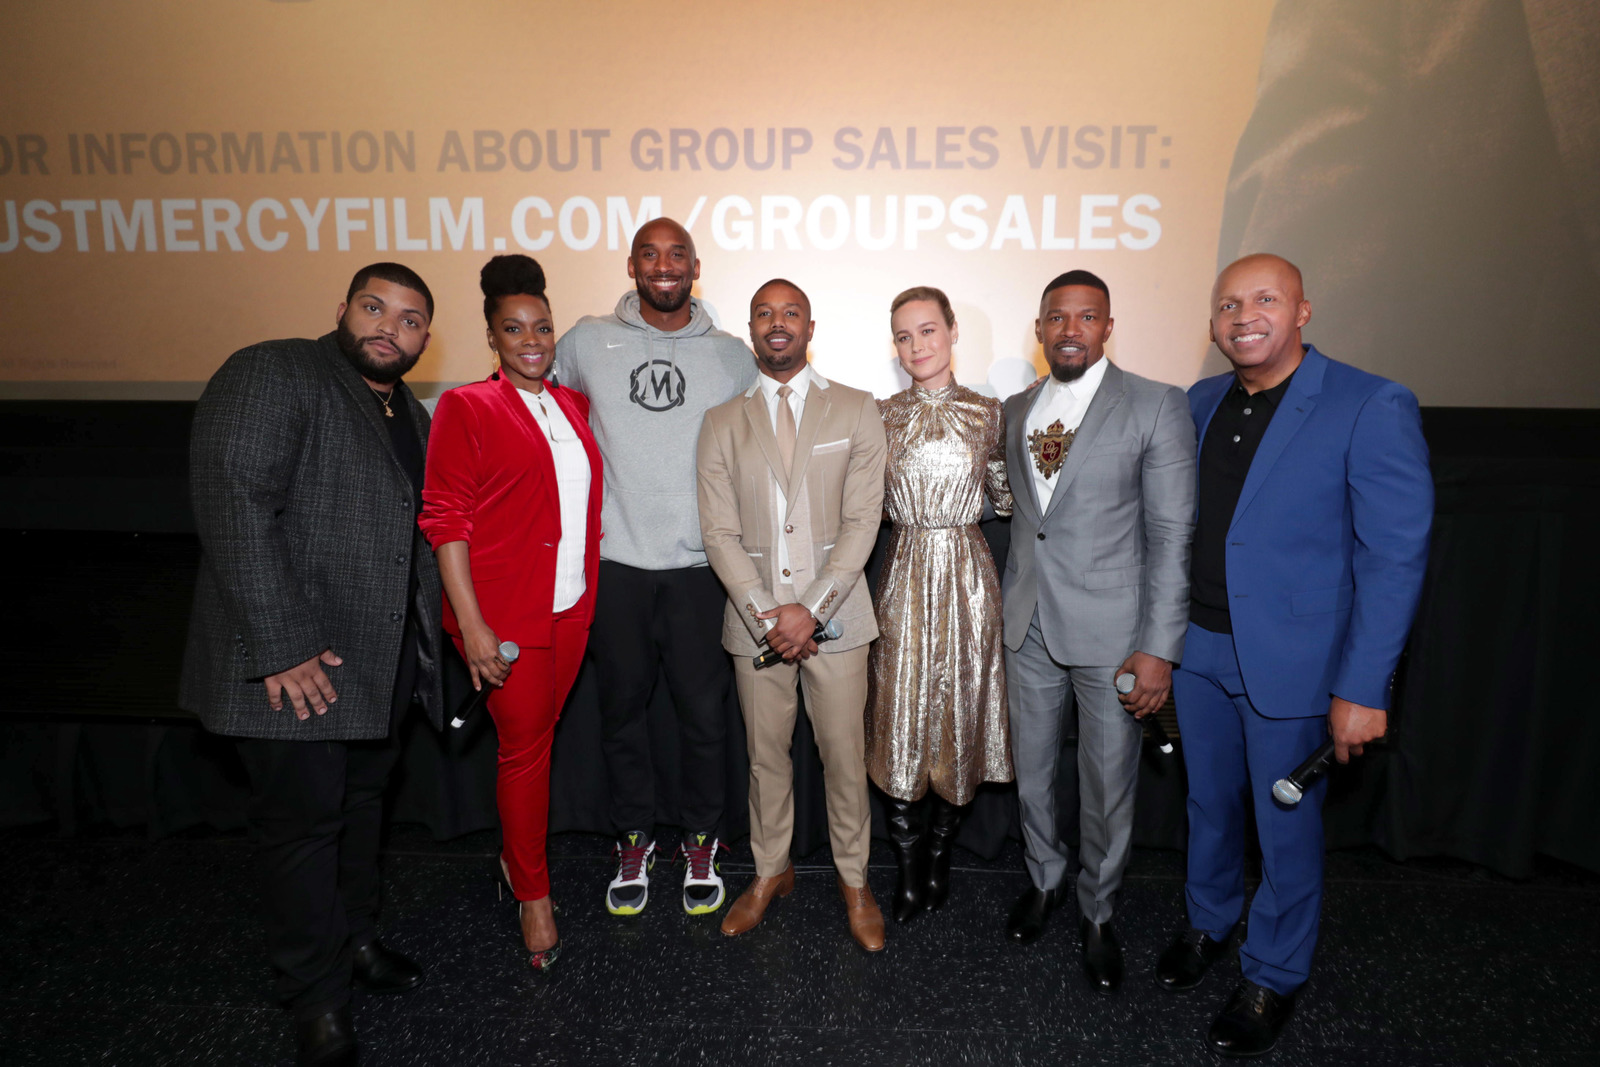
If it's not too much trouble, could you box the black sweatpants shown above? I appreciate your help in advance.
[589,560,732,841]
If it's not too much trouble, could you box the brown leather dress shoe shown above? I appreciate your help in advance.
[838,877,885,952]
[720,863,795,936]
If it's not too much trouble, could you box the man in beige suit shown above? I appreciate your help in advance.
[696,278,889,952]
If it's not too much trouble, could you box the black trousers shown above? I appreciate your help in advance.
[236,707,405,1020]
[589,560,732,840]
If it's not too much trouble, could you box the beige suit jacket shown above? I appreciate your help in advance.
[696,368,888,657]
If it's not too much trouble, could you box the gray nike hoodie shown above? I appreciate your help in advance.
[555,292,758,570]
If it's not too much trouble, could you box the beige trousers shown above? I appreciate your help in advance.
[732,642,872,887]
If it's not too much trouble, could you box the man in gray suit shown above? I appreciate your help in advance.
[181,263,445,1067]
[1001,270,1196,994]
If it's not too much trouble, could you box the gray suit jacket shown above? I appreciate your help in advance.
[1001,360,1197,667]
[179,333,445,741]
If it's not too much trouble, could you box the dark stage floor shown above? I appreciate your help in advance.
[3,826,1597,1066]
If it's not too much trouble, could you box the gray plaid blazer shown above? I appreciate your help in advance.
[179,332,445,741]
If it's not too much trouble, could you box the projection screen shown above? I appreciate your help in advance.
[2,0,1596,406]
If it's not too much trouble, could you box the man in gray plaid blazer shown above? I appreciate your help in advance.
[181,263,444,1067]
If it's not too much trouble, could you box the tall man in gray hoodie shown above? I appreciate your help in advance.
[555,218,758,917]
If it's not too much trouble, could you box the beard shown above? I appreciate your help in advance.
[755,333,805,376]
[336,320,423,385]
[1049,355,1091,383]
[636,276,693,315]
[758,350,804,376]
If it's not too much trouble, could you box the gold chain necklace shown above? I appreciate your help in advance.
[368,383,395,418]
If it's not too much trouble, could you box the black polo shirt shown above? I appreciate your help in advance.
[1189,370,1296,634]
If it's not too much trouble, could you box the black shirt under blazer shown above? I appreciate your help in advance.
[180,332,445,741]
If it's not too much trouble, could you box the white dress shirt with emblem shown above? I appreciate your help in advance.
[517,386,591,612]
[1024,355,1110,513]
[756,364,818,587]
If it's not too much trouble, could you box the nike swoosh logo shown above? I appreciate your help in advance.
[607,342,624,348]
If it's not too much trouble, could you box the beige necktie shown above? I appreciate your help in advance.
[775,384,797,477]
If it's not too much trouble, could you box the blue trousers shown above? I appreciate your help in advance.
[1173,622,1329,995]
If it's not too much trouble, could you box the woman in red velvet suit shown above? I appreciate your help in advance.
[419,254,602,971]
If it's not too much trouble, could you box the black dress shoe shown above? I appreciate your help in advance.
[1079,917,1124,993]
[1005,884,1064,945]
[351,940,424,994]
[296,1006,357,1067]
[1208,979,1297,1058]
[1155,927,1230,992]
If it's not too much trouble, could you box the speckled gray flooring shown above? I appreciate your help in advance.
[3,826,1597,1066]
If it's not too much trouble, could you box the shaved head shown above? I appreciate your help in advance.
[627,216,700,329]
[751,277,810,319]
[631,217,696,261]
[1210,253,1312,389]
[748,278,814,382]
[1214,253,1304,305]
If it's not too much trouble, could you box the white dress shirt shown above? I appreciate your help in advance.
[756,364,817,584]
[1024,355,1110,513]
[517,386,591,612]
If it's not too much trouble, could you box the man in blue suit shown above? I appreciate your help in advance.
[1157,254,1433,1057]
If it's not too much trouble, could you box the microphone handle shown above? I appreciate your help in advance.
[450,640,521,729]
[1288,738,1338,789]
[1143,714,1175,754]
[1271,738,1338,805]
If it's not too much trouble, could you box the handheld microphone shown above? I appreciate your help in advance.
[753,618,843,669]
[1117,672,1174,754]
[1272,738,1338,805]
[450,640,520,728]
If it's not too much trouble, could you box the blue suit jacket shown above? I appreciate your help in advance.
[1187,346,1433,718]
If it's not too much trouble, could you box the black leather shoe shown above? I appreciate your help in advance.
[884,796,929,923]
[295,1006,357,1067]
[1005,884,1064,945]
[1208,979,1297,1058]
[1156,927,1230,992]
[351,940,424,994]
[1079,917,1124,993]
[925,796,963,911]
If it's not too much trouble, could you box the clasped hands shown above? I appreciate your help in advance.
[756,603,820,662]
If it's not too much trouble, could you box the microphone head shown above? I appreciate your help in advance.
[498,640,521,663]
[822,619,843,640]
[1271,778,1304,806]
[1115,672,1137,695]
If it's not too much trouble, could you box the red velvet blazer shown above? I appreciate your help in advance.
[419,373,603,648]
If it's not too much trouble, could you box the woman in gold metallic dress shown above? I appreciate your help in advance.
[866,286,1014,924]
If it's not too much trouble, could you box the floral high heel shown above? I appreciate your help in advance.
[520,901,563,972]
[502,855,563,972]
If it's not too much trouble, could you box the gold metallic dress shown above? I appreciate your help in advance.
[866,383,1014,805]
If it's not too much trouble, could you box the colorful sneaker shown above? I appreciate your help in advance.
[679,832,726,916]
[606,831,656,916]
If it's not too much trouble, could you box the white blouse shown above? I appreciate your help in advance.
[517,387,591,612]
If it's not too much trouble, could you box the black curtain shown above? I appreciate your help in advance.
[3,402,1597,878]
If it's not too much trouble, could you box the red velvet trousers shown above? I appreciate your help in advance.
[454,605,587,901]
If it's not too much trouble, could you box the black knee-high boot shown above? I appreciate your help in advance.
[925,795,964,911]
[885,795,929,923]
